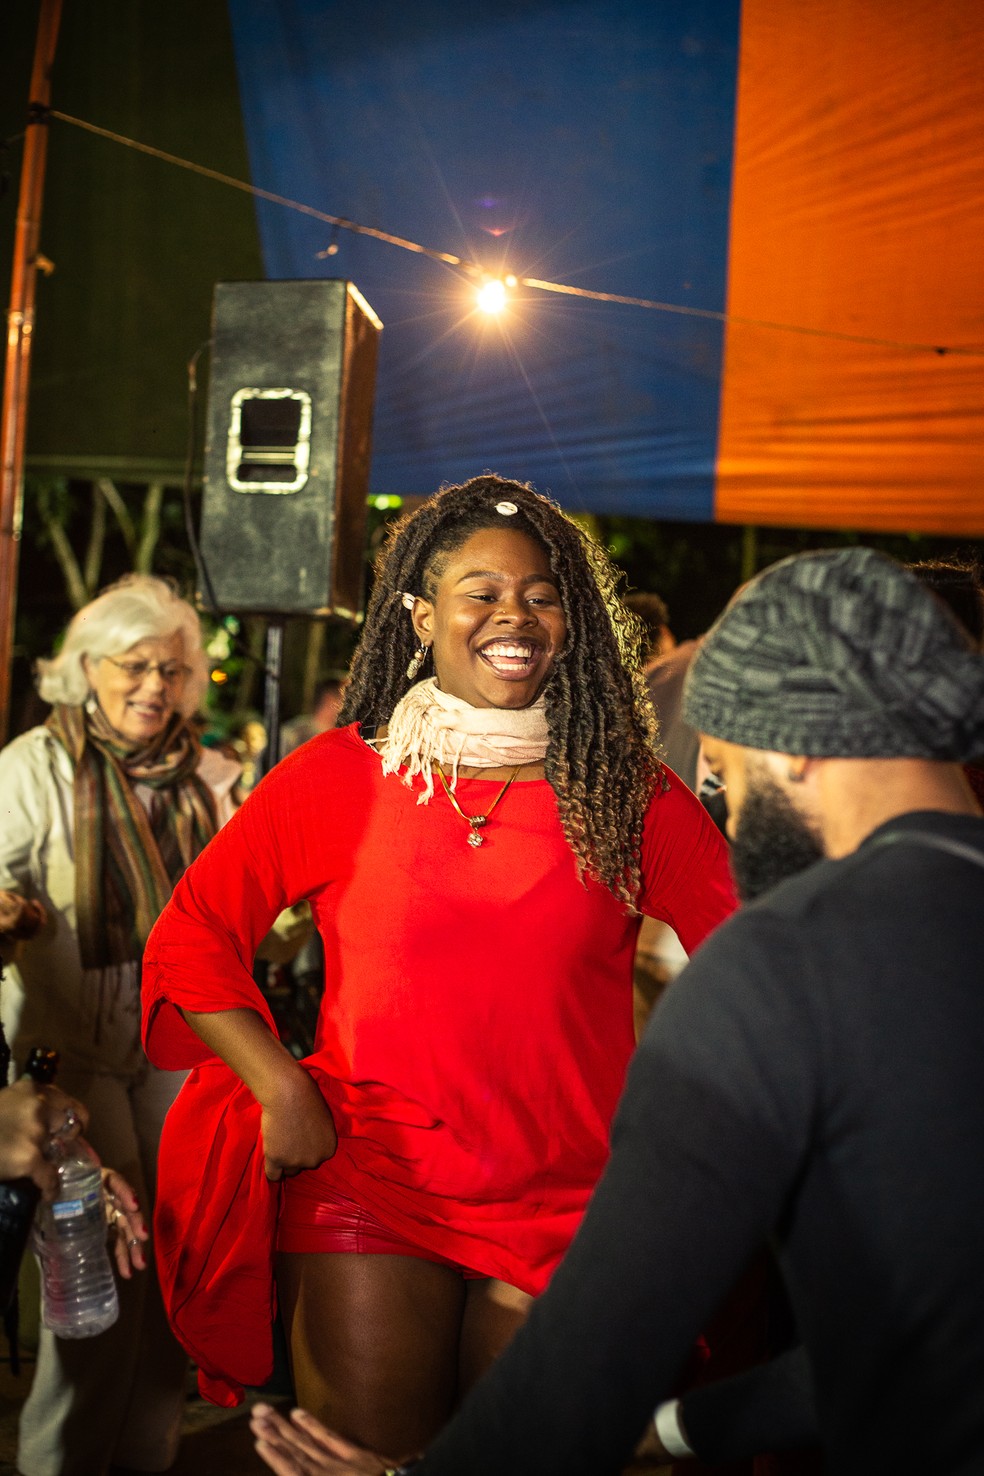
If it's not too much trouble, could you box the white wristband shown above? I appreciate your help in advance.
[654,1398,695,1459]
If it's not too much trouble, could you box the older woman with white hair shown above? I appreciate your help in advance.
[0,573,240,1476]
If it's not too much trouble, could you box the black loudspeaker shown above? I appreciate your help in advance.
[199,280,382,616]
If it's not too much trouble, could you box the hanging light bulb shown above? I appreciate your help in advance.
[477,279,508,314]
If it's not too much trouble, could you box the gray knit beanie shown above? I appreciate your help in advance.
[682,547,984,760]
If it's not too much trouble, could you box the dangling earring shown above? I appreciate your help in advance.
[406,643,428,681]
[84,693,98,715]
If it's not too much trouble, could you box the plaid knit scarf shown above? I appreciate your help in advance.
[46,703,219,969]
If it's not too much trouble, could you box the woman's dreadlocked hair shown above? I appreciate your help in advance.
[339,474,664,907]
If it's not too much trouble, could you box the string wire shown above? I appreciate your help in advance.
[46,109,984,360]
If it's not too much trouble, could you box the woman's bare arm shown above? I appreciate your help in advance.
[182,1007,337,1179]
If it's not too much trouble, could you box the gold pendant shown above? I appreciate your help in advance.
[436,764,520,852]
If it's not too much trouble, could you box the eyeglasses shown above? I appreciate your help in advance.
[103,657,192,685]
[698,773,727,801]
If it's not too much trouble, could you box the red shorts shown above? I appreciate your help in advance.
[277,1179,484,1278]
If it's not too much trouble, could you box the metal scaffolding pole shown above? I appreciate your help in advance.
[0,0,63,740]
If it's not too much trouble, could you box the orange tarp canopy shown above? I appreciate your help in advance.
[716,0,984,536]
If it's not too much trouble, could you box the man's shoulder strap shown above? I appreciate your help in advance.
[868,826,984,871]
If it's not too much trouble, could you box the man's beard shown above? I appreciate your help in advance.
[730,774,825,902]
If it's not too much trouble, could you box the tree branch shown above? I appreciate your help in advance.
[302,619,327,712]
[83,483,106,596]
[96,477,137,559]
[36,485,87,610]
[135,482,164,572]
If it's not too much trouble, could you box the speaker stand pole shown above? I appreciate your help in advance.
[261,618,285,776]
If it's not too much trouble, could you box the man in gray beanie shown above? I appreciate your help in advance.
[684,545,984,902]
[251,549,984,1476]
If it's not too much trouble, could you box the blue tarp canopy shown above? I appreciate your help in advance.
[5,0,982,532]
[227,0,739,518]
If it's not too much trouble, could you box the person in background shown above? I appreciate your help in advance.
[143,475,738,1465]
[623,592,675,670]
[227,717,269,796]
[624,592,704,795]
[270,675,350,1055]
[281,672,349,757]
[0,1072,149,1284]
[0,1077,87,1195]
[0,573,240,1476]
[249,546,984,1476]
[0,937,148,1320]
[623,594,706,1022]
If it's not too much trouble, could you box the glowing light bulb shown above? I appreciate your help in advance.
[477,279,507,314]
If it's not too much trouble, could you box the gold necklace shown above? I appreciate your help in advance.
[436,764,523,848]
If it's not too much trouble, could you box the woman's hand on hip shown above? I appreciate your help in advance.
[179,1006,339,1179]
[260,1069,338,1180]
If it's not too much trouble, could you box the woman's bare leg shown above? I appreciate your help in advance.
[276,1251,466,1459]
[457,1278,534,1394]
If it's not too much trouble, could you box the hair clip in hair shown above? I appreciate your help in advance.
[495,501,518,516]
[400,592,416,610]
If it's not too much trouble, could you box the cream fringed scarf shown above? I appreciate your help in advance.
[376,677,549,802]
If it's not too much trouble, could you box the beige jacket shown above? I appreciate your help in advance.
[0,724,241,1076]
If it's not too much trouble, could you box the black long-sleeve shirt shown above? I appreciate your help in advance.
[682,1345,818,1462]
[415,811,984,1476]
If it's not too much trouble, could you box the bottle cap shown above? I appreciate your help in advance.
[24,1047,59,1085]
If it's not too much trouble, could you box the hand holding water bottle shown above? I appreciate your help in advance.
[32,1111,149,1338]
[0,1057,91,1311]
[33,1131,119,1337]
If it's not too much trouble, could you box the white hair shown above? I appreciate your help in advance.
[37,574,210,717]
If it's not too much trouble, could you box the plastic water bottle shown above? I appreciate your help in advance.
[32,1134,119,1338]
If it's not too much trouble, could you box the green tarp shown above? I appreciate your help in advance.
[1,0,263,482]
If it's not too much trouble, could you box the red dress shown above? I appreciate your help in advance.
[142,724,736,1403]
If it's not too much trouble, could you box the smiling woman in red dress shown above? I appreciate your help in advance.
[142,475,736,1460]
